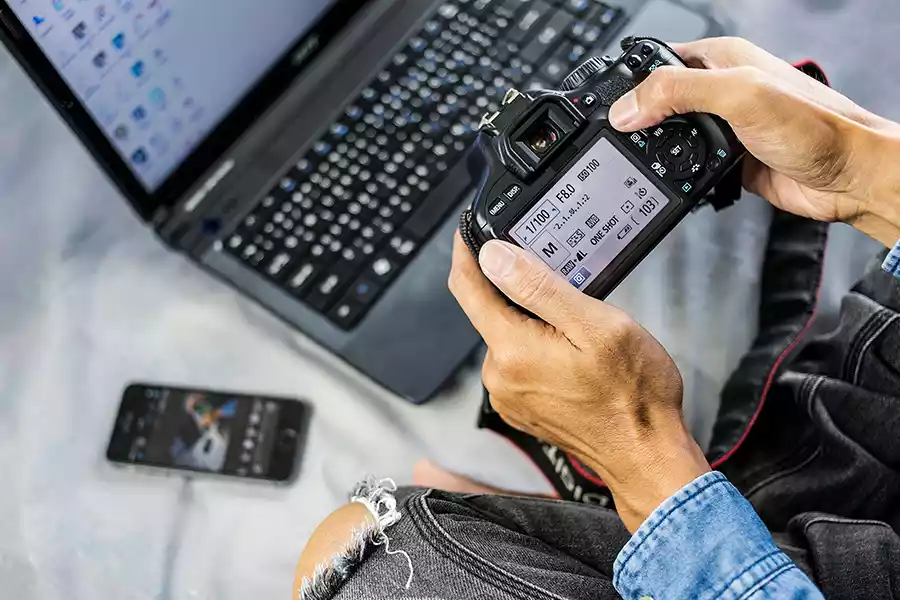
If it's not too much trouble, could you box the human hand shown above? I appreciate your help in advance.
[609,37,900,246]
[448,232,710,532]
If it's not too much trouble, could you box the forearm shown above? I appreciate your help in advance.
[612,472,825,600]
[575,420,710,533]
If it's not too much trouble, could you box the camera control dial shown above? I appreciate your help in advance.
[560,56,607,92]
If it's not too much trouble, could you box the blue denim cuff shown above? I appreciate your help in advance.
[613,471,817,600]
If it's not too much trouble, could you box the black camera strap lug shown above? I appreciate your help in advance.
[697,160,745,213]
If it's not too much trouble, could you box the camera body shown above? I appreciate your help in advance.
[461,37,745,300]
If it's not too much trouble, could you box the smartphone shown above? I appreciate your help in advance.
[106,383,311,482]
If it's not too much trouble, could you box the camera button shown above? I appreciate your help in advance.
[504,184,523,201]
[684,126,702,148]
[640,43,655,56]
[649,125,673,144]
[488,197,509,217]
[707,157,723,172]
[661,137,690,164]
[677,180,695,195]
[627,130,650,153]
[278,429,298,448]
[679,154,705,177]
[626,55,643,70]
[579,92,597,108]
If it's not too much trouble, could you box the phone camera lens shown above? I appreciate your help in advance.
[528,123,559,155]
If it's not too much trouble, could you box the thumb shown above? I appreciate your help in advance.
[479,240,595,333]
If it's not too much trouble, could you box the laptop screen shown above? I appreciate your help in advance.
[8,0,339,191]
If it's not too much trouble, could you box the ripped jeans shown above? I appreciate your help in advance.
[299,213,900,600]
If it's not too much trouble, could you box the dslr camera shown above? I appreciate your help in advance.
[460,37,745,300]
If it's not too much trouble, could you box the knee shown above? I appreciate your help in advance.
[294,502,376,597]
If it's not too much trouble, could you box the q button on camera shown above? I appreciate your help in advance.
[627,129,650,154]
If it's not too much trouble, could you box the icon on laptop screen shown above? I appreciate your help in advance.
[131,105,147,123]
[92,51,108,69]
[72,21,87,40]
[130,147,148,165]
[148,87,166,109]
[130,60,145,79]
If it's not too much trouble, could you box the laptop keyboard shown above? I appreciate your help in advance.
[223,0,627,330]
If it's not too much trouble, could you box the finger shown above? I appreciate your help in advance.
[670,38,892,130]
[448,232,531,345]
[478,240,597,338]
[609,65,790,132]
[607,66,861,190]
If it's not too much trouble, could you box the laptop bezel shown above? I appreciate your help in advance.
[0,0,368,221]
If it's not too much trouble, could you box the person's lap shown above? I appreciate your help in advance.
[324,487,627,600]
[308,484,823,600]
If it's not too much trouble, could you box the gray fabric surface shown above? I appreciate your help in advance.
[0,1,896,598]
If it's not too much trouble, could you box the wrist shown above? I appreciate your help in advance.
[582,423,711,533]
[847,128,900,246]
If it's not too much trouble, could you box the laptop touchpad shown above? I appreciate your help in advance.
[603,0,711,54]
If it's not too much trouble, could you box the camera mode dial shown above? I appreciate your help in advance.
[560,56,606,92]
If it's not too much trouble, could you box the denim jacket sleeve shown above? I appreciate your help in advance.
[612,471,824,600]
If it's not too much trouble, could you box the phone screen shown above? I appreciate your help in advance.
[107,384,310,481]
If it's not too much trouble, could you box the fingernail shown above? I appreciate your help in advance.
[609,90,639,129]
[479,242,517,280]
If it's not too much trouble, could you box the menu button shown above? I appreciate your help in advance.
[488,197,508,217]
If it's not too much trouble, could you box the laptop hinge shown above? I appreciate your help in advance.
[151,206,170,229]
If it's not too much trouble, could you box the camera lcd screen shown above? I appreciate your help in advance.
[509,136,670,289]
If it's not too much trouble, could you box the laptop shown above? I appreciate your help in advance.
[0,0,715,403]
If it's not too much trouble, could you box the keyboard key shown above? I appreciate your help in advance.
[328,300,365,329]
[506,1,552,44]
[304,262,355,312]
[496,0,530,19]
[368,254,399,284]
[565,0,592,14]
[266,252,293,279]
[286,262,321,295]
[520,10,574,65]
[598,6,622,27]
[389,233,418,258]
[347,276,384,305]
[540,56,570,83]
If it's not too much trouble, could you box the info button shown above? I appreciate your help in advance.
[503,184,523,201]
